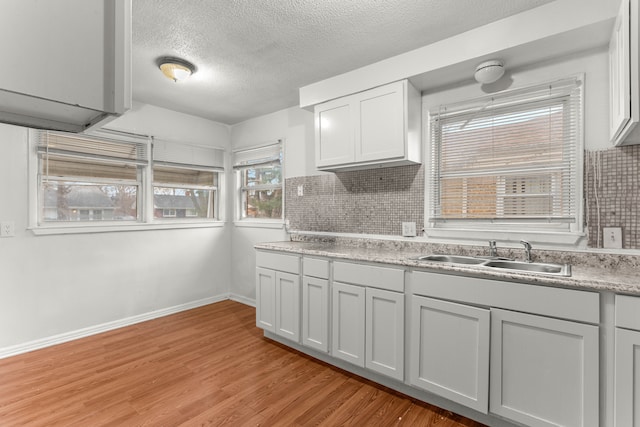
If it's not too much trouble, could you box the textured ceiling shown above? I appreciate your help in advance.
[132,0,555,125]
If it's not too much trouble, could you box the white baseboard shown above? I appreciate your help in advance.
[229,293,256,307]
[0,294,230,359]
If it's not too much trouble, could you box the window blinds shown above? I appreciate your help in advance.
[232,141,282,170]
[152,139,225,171]
[37,131,149,181]
[430,77,582,222]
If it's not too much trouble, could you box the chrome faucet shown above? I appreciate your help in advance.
[520,240,532,263]
[488,240,497,257]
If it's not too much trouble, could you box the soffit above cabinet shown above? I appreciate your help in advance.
[299,0,618,109]
[0,0,131,133]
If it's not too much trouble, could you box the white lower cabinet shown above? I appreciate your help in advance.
[302,275,329,352]
[275,271,301,341]
[615,328,640,427]
[331,282,404,379]
[615,294,640,426]
[409,295,490,413]
[490,308,599,427]
[332,282,366,366]
[331,261,405,380]
[256,267,276,332]
[256,250,609,427]
[255,251,301,342]
[365,287,404,381]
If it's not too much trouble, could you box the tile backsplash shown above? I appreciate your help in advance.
[285,164,423,236]
[584,145,640,249]
[285,145,640,249]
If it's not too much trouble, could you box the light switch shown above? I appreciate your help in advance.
[297,184,304,197]
[603,227,622,249]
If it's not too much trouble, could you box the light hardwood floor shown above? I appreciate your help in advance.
[0,300,486,426]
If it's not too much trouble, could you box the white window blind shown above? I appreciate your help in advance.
[37,131,149,180]
[232,141,282,169]
[153,139,225,171]
[430,77,582,224]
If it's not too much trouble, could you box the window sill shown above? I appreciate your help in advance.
[30,220,226,236]
[233,220,284,230]
[425,227,585,248]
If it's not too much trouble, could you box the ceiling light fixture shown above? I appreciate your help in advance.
[157,57,196,82]
[474,59,505,84]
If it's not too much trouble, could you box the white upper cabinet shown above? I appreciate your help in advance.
[314,80,421,171]
[610,0,640,145]
[0,0,131,133]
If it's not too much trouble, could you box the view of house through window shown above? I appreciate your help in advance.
[34,130,224,225]
[153,165,218,219]
[36,132,145,223]
[233,142,283,220]
[430,77,582,231]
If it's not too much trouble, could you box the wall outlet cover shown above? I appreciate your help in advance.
[402,222,416,237]
[603,227,622,249]
[0,221,15,237]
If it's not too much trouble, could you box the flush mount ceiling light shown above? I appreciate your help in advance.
[157,57,196,82]
[474,59,505,84]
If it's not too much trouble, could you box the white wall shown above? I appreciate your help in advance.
[228,107,314,301]
[422,47,610,151]
[0,103,232,352]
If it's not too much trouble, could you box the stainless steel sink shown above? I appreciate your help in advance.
[414,254,571,277]
[482,260,571,276]
[416,254,487,265]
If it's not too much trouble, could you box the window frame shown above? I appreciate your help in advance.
[425,76,585,246]
[28,129,226,235]
[233,141,284,228]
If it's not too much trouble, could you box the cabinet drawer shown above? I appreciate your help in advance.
[616,294,640,330]
[303,257,329,279]
[334,261,404,292]
[256,251,300,274]
[411,271,599,324]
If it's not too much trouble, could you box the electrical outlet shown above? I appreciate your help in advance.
[603,227,622,249]
[402,222,416,237]
[297,184,304,197]
[0,221,15,237]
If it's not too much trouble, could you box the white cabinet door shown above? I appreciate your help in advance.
[332,282,365,367]
[490,308,599,427]
[365,287,404,381]
[315,98,354,167]
[275,271,300,342]
[356,82,405,162]
[256,267,276,333]
[410,296,490,414]
[314,79,420,171]
[610,0,632,142]
[615,327,640,427]
[302,276,329,352]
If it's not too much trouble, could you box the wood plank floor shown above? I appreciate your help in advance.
[0,300,487,426]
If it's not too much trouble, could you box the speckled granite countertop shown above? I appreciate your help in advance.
[255,238,640,295]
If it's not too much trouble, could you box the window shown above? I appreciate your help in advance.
[233,142,283,221]
[35,131,147,223]
[152,139,224,221]
[429,76,583,237]
[31,130,225,231]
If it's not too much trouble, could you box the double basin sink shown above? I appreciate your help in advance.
[415,254,571,277]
